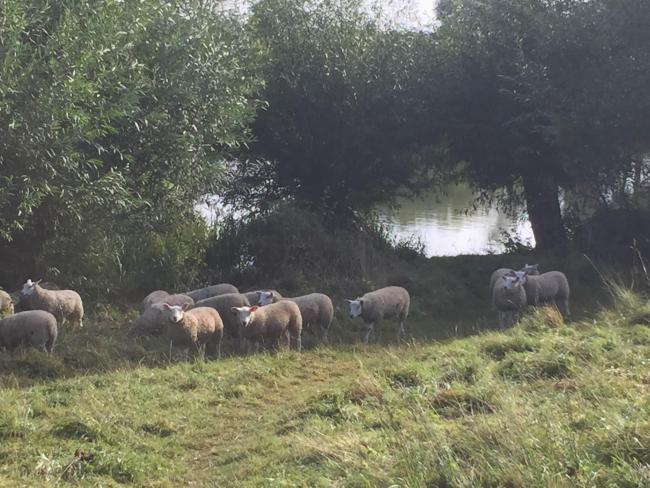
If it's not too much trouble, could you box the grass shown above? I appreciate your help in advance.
[0,254,648,486]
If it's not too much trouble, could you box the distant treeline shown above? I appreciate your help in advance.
[0,0,648,297]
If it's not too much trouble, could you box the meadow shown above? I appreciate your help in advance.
[0,254,648,487]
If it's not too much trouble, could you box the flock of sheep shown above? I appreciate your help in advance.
[0,263,570,357]
[0,280,411,357]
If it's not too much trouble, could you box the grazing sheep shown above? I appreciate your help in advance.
[0,289,14,317]
[492,275,527,329]
[129,303,169,336]
[184,283,239,302]
[161,303,224,359]
[194,293,251,340]
[515,270,571,320]
[489,264,540,292]
[347,286,410,344]
[244,290,283,306]
[140,290,193,313]
[261,292,333,342]
[19,279,84,328]
[231,301,303,352]
[0,310,58,353]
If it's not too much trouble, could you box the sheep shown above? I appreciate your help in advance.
[491,274,527,329]
[245,289,283,306]
[140,290,194,313]
[184,283,239,302]
[488,264,540,292]
[515,270,571,320]
[231,301,303,352]
[0,289,14,317]
[0,310,58,354]
[346,286,410,344]
[260,292,333,342]
[194,293,251,340]
[129,302,169,336]
[160,303,224,359]
[19,279,84,328]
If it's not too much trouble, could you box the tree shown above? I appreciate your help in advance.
[428,0,650,249]
[226,0,439,217]
[0,0,263,292]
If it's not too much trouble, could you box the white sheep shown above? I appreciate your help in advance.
[19,279,84,328]
[244,289,283,306]
[492,274,527,329]
[194,293,251,341]
[515,270,571,320]
[231,301,303,352]
[184,283,239,302]
[0,289,14,317]
[489,264,540,292]
[140,290,194,313]
[260,292,333,342]
[0,310,58,353]
[160,303,224,359]
[346,286,410,344]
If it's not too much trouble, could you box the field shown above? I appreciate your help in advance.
[0,255,648,487]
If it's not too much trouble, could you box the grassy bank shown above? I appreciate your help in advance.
[0,277,648,486]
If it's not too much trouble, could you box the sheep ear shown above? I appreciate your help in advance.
[162,303,171,310]
[230,307,238,314]
[359,299,364,307]
[250,306,258,312]
[182,302,190,311]
[35,279,43,285]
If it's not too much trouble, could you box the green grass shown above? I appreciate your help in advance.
[0,290,648,486]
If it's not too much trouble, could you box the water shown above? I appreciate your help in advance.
[378,184,535,256]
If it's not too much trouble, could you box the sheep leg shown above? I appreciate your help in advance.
[497,311,504,329]
[295,332,302,353]
[362,323,374,344]
[285,329,291,350]
[562,299,571,322]
[397,321,406,343]
[216,334,222,359]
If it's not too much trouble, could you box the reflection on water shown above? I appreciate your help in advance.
[378,185,535,256]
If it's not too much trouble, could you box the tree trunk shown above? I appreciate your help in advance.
[522,173,567,250]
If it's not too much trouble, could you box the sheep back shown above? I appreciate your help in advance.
[194,293,251,337]
[285,293,333,331]
[359,286,410,324]
[185,283,239,302]
[244,289,283,306]
[0,310,58,353]
[524,271,570,305]
[241,300,302,343]
[23,285,83,326]
[167,307,223,350]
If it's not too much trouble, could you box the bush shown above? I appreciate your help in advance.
[205,204,403,295]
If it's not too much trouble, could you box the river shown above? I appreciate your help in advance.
[377,184,535,256]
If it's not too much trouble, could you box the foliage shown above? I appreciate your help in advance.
[224,0,442,215]
[0,0,263,292]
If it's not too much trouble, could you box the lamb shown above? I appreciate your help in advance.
[260,292,333,341]
[346,286,410,344]
[0,289,13,317]
[160,303,224,359]
[488,264,540,292]
[515,270,571,320]
[184,283,239,302]
[245,289,283,306]
[0,310,58,353]
[140,290,194,313]
[231,301,303,352]
[491,274,527,329]
[19,279,84,328]
[194,293,251,339]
